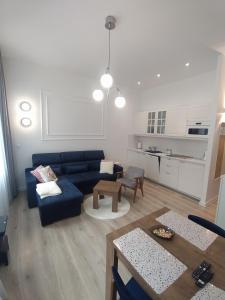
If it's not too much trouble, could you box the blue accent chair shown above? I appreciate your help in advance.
[112,266,152,300]
[25,150,123,226]
[188,215,225,238]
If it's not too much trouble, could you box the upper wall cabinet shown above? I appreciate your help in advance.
[165,108,186,136]
[133,105,211,136]
[134,111,148,134]
[186,105,211,122]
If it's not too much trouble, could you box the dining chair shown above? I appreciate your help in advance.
[112,266,152,300]
[117,166,144,202]
[188,215,225,238]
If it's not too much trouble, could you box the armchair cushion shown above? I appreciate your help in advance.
[117,177,136,188]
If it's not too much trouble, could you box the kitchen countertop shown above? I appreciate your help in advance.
[127,147,206,165]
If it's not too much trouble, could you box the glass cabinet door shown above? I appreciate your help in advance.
[157,111,166,134]
[147,112,156,134]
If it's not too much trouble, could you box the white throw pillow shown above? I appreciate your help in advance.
[36,181,62,199]
[38,166,57,182]
[100,161,114,175]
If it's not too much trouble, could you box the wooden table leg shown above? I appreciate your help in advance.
[105,237,118,300]
[118,187,121,202]
[112,193,118,212]
[93,190,99,209]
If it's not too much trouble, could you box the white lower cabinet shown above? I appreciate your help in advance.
[127,150,160,181]
[159,157,179,189]
[143,154,160,182]
[127,150,205,200]
[178,161,204,199]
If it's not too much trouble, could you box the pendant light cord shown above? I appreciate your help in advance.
[107,29,111,71]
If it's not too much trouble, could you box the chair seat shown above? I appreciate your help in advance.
[117,177,136,188]
[126,278,152,300]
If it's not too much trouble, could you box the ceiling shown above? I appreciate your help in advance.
[1,0,225,90]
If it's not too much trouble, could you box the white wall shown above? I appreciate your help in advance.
[3,57,136,190]
[131,71,216,160]
[140,71,216,111]
[202,55,225,206]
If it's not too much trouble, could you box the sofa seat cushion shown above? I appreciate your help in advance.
[37,179,83,207]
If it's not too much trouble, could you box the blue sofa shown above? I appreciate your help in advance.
[25,150,123,209]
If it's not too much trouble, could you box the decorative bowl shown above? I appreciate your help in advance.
[150,225,175,240]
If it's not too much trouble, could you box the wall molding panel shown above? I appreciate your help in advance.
[40,91,106,140]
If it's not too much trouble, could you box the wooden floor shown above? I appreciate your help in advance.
[0,180,217,300]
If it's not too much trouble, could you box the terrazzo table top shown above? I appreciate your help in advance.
[156,211,218,251]
[191,283,225,300]
[113,227,187,294]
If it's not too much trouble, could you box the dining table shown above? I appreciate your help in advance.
[105,207,225,300]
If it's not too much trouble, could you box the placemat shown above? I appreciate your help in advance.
[191,283,225,299]
[156,211,217,251]
[113,227,187,294]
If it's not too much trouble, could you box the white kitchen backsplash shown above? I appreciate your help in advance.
[134,136,208,159]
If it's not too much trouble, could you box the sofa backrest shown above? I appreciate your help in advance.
[32,152,61,167]
[32,150,105,174]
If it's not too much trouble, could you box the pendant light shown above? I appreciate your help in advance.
[92,89,104,102]
[92,16,126,108]
[115,88,126,108]
[100,16,114,89]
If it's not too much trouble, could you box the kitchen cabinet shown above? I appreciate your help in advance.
[160,157,179,189]
[165,108,186,136]
[127,149,145,169]
[133,105,211,137]
[134,112,148,134]
[186,105,210,122]
[127,149,205,200]
[178,161,204,199]
[143,154,160,181]
[127,150,160,181]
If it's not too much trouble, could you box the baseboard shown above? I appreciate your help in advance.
[200,195,218,207]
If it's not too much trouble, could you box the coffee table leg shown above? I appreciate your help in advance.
[93,190,99,209]
[112,193,118,212]
[118,188,121,202]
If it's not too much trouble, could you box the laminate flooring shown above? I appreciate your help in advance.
[0,180,217,300]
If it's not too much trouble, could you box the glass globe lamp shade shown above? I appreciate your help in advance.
[114,96,126,108]
[92,89,104,102]
[20,101,31,111]
[21,117,32,127]
[100,73,113,89]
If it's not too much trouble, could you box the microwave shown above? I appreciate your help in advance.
[186,120,209,137]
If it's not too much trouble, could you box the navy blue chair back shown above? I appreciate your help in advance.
[112,267,134,300]
[188,215,225,238]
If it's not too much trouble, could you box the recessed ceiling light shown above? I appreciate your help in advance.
[185,62,190,67]
[137,81,141,86]
[156,73,161,78]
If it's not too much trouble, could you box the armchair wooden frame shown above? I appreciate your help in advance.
[121,176,144,203]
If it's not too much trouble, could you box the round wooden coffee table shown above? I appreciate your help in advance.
[93,180,122,212]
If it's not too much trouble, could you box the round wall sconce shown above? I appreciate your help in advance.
[21,117,32,127]
[19,101,31,112]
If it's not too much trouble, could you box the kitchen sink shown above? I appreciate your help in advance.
[167,154,193,159]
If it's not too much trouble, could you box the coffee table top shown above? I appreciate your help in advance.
[94,180,121,193]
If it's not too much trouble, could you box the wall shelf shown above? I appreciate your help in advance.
[131,133,208,142]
